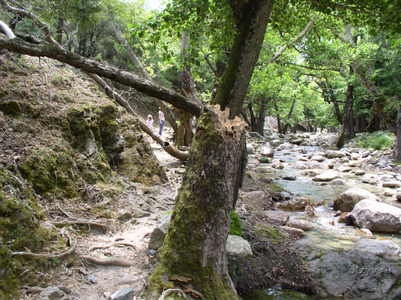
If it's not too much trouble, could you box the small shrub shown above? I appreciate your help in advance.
[229,211,243,236]
[355,131,395,150]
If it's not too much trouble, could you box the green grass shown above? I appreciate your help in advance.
[229,211,243,236]
[354,131,395,150]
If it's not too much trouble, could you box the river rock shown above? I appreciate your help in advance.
[353,169,366,176]
[286,219,314,231]
[226,235,253,257]
[353,239,401,257]
[325,150,345,159]
[338,166,352,172]
[241,190,273,212]
[260,142,273,157]
[148,213,172,250]
[277,196,310,211]
[271,159,284,169]
[396,189,401,202]
[334,188,379,212]
[331,178,346,185]
[109,287,135,300]
[383,181,401,188]
[312,170,339,182]
[264,210,290,225]
[282,175,296,181]
[311,155,326,162]
[246,144,255,154]
[302,169,320,177]
[362,174,379,185]
[348,199,401,233]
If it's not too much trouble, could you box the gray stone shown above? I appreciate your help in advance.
[286,219,314,231]
[148,213,172,250]
[353,239,401,257]
[109,287,135,300]
[39,287,65,300]
[226,235,253,257]
[383,181,401,188]
[311,155,326,162]
[325,150,345,159]
[334,188,379,212]
[260,142,273,157]
[246,144,255,154]
[349,199,401,233]
[312,170,339,182]
[264,210,289,225]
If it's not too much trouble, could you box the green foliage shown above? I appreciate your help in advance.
[354,131,395,150]
[229,211,243,236]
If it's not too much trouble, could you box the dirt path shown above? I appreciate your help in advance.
[22,135,183,300]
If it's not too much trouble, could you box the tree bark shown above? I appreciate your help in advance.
[248,102,257,132]
[214,0,274,117]
[257,98,267,136]
[343,82,355,139]
[147,107,246,300]
[283,98,297,134]
[394,105,401,161]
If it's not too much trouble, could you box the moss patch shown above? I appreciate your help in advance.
[229,211,243,236]
[255,224,286,243]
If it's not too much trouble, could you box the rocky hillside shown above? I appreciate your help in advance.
[0,54,166,298]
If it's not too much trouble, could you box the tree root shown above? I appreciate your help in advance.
[89,242,136,252]
[52,219,108,232]
[81,255,133,267]
[158,288,188,300]
[11,236,76,259]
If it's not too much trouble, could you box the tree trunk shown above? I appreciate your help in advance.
[273,100,283,133]
[248,102,257,132]
[343,82,355,139]
[367,99,383,132]
[394,105,401,161]
[56,17,65,44]
[214,0,274,117]
[257,98,267,136]
[283,98,297,134]
[147,107,246,300]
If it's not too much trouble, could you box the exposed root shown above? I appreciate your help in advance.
[89,242,136,252]
[52,219,108,232]
[11,236,76,259]
[81,255,133,267]
[158,288,189,300]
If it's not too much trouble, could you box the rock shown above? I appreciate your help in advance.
[312,170,339,182]
[280,226,305,238]
[338,166,352,173]
[286,219,314,231]
[109,287,135,300]
[302,169,320,177]
[334,188,379,212]
[277,196,310,211]
[383,181,401,188]
[362,174,379,185]
[87,274,97,284]
[148,213,171,250]
[353,239,401,257]
[349,199,401,233]
[325,150,345,159]
[396,189,401,202]
[117,211,133,222]
[264,210,290,225]
[353,169,366,176]
[311,155,326,162]
[289,138,304,145]
[255,166,272,174]
[385,191,395,197]
[260,142,273,157]
[246,144,255,154]
[348,160,361,167]
[241,190,273,212]
[226,235,253,257]
[258,156,270,163]
[271,159,284,169]
[282,175,296,181]
[38,287,65,300]
[351,153,360,160]
[358,228,374,238]
[331,178,346,185]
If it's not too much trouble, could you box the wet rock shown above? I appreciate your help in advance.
[331,178,346,185]
[277,196,310,211]
[148,213,171,250]
[349,199,401,233]
[264,210,290,225]
[358,228,374,238]
[246,144,255,154]
[383,181,401,188]
[312,170,339,182]
[353,169,366,176]
[241,190,273,212]
[353,239,401,257]
[271,159,284,169]
[302,169,320,177]
[334,188,379,212]
[282,175,296,181]
[286,219,314,231]
[226,235,253,257]
[280,226,305,238]
[362,174,379,185]
[109,287,135,300]
[38,287,65,300]
[260,142,273,157]
[289,138,304,145]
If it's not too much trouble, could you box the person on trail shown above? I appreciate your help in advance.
[158,108,165,136]
[146,114,153,128]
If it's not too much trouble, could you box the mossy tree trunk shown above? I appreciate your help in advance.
[147,1,272,299]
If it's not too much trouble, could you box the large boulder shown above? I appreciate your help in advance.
[307,239,401,299]
[348,199,401,233]
[334,188,379,212]
[226,235,253,257]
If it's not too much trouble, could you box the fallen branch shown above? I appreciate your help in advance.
[11,236,76,259]
[52,219,108,232]
[89,242,136,251]
[159,288,188,300]
[81,255,133,267]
